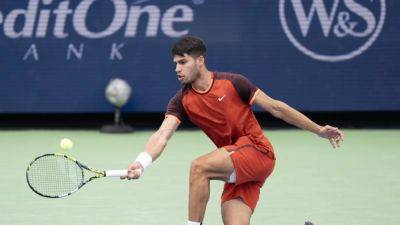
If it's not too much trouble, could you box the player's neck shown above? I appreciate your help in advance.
[191,70,213,93]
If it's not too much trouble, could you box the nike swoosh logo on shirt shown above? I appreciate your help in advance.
[217,95,226,102]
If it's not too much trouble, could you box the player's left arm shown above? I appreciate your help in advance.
[253,90,344,148]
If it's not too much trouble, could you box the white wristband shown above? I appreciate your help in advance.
[135,152,153,170]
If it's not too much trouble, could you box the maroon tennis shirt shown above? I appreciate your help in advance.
[166,72,273,154]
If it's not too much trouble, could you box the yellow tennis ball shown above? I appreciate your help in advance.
[60,138,73,150]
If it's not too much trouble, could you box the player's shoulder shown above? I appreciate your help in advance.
[170,84,191,100]
[215,72,253,86]
[215,71,246,81]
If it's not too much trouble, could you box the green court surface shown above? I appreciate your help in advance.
[0,129,399,225]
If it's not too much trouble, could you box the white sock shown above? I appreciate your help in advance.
[188,221,201,225]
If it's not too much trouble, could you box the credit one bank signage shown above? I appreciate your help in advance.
[0,0,198,61]
[0,1,398,113]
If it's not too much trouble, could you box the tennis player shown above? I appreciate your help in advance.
[121,36,344,225]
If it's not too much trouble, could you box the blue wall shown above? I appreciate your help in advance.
[0,0,399,113]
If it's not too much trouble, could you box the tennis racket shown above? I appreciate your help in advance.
[26,153,134,198]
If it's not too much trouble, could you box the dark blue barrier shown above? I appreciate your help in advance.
[0,0,398,113]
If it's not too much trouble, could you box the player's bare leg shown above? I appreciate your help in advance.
[221,198,252,225]
[188,148,234,224]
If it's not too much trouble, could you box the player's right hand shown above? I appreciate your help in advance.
[120,161,143,180]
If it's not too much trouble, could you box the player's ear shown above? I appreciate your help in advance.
[196,55,205,66]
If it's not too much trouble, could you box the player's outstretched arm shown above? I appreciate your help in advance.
[143,116,180,161]
[254,90,344,148]
[121,116,180,179]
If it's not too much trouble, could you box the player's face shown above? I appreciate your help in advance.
[173,54,200,84]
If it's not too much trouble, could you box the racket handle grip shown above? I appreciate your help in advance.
[105,170,128,177]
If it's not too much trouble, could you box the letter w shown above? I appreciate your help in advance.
[290,0,340,37]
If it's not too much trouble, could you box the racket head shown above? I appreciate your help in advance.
[26,153,99,198]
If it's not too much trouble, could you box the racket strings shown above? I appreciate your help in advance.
[27,155,84,197]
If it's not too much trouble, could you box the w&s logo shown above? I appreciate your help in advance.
[279,0,386,62]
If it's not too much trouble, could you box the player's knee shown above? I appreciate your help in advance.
[190,158,206,177]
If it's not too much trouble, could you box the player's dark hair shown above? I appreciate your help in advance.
[171,36,206,58]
